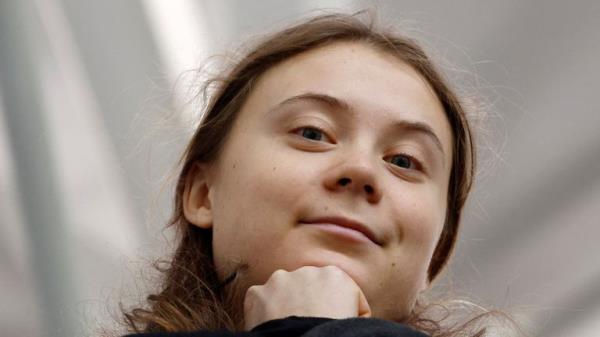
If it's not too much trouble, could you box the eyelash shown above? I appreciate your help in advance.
[292,126,423,172]
[294,125,335,143]
[386,153,422,172]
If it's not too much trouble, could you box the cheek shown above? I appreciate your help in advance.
[209,136,316,277]
[393,188,445,257]
[378,190,444,320]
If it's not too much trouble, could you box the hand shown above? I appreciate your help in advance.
[243,265,372,331]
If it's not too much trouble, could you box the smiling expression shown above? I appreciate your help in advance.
[185,41,454,321]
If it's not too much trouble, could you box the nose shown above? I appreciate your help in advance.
[323,158,382,204]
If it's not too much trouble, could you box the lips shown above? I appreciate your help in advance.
[300,215,382,246]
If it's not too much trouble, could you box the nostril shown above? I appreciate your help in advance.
[339,177,351,186]
[365,185,374,194]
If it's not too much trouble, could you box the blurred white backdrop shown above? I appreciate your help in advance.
[1,1,599,337]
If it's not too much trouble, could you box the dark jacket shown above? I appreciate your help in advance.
[125,316,429,337]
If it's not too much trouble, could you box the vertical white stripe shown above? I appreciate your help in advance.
[142,0,214,127]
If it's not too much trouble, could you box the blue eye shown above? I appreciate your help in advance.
[388,154,417,170]
[299,127,324,141]
[291,125,336,145]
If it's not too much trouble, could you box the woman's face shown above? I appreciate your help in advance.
[185,41,453,320]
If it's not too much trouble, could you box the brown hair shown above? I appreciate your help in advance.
[119,10,493,337]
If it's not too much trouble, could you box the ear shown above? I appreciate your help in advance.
[182,162,214,229]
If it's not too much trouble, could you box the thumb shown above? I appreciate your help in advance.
[357,288,372,318]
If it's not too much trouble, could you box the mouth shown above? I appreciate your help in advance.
[300,215,382,246]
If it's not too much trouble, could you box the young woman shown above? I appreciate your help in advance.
[118,11,507,337]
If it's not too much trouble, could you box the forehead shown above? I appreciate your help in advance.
[241,41,453,163]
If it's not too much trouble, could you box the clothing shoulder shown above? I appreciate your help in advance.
[124,316,430,337]
[297,316,429,337]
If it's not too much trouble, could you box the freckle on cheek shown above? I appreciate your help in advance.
[392,263,396,267]
[272,166,276,171]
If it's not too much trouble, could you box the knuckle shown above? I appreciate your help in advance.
[247,284,264,295]
[266,268,288,283]
[245,285,258,296]
[324,266,355,285]
[297,265,317,272]
[324,265,346,277]
[271,268,287,278]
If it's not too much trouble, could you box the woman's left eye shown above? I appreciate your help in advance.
[387,154,420,171]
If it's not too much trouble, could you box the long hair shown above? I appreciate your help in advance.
[117,11,512,337]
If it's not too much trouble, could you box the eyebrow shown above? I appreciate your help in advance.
[268,92,446,156]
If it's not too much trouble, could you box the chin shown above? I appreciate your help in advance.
[283,247,371,287]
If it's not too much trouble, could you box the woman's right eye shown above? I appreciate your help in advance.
[300,127,323,141]
[293,126,334,143]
